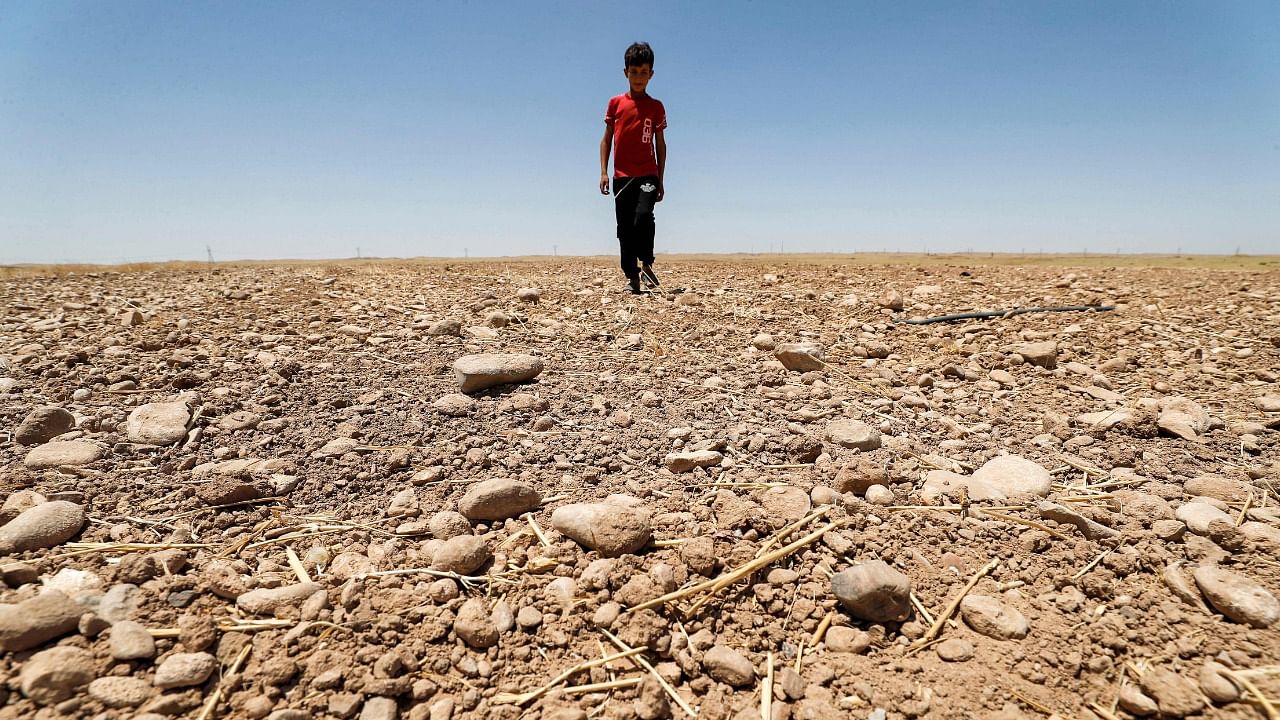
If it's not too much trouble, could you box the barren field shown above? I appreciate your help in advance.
[2,256,1279,720]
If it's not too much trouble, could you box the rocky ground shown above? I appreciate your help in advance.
[1,256,1278,720]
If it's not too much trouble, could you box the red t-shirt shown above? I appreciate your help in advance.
[604,92,667,178]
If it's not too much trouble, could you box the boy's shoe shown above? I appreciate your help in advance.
[641,263,660,288]
[626,277,641,295]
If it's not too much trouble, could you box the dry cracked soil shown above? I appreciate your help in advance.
[1,256,1279,720]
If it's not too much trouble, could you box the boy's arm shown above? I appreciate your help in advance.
[655,130,666,202]
[599,125,613,195]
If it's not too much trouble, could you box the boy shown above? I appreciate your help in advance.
[599,41,666,294]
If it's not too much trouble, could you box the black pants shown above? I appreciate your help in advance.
[613,175,658,280]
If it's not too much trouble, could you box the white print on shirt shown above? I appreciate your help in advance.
[640,183,656,192]
[642,118,653,144]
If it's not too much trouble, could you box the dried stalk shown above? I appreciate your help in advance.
[1087,702,1123,720]
[285,547,311,584]
[49,541,209,559]
[1072,548,1114,580]
[1225,670,1278,720]
[910,593,936,627]
[1236,492,1253,528]
[491,646,647,706]
[632,521,844,615]
[602,629,698,718]
[912,559,998,649]
[526,513,551,548]
[973,510,1071,541]
[761,652,774,720]
[754,507,829,559]
[194,643,251,720]
[563,677,643,695]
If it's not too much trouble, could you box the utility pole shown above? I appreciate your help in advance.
[553,244,557,257]
[356,247,362,259]
[206,245,214,268]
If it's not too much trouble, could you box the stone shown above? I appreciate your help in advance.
[218,410,261,431]
[451,353,544,393]
[759,486,811,523]
[1158,397,1211,440]
[428,511,473,540]
[1199,660,1242,704]
[362,697,398,720]
[989,369,1016,387]
[970,455,1053,498]
[831,560,912,622]
[1184,474,1251,503]
[1241,521,1280,548]
[0,501,85,553]
[127,400,192,445]
[865,485,895,505]
[0,590,83,651]
[824,625,871,654]
[1255,395,1280,412]
[516,605,543,629]
[1139,668,1205,717]
[328,552,374,581]
[426,318,461,336]
[551,502,652,558]
[774,342,826,372]
[1117,685,1159,716]
[1076,409,1132,431]
[430,535,491,574]
[196,477,266,506]
[457,479,540,521]
[312,437,359,459]
[664,450,722,473]
[432,393,475,416]
[751,333,776,351]
[88,676,154,708]
[0,560,39,586]
[1038,502,1119,541]
[1013,341,1058,369]
[1192,564,1279,627]
[825,419,881,451]
[237,583,326,616]
[834,458,886,495]
[110,619,157,660]
[702,645,754,687]
[878,288,904,310]
[19,645,94,705]
[453,598,499,648]
[959,595,1029,639]
[23,440,103,469]
[936,638,975,662]
[1175,501,1234,536]
[516,288,541,303]
[0,489,45,524]
[15,406,75,445]
[154,652,218,689]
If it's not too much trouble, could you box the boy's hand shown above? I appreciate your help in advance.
[599,174,610,195]
[656,182,664,202]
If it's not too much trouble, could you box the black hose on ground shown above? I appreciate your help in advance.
[894,305,1115,325]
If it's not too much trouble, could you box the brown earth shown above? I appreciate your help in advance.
[1,256,1278,720]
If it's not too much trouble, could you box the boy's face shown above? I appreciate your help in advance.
[624,64,653,94]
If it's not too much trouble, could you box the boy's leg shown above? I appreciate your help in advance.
[633,176,660,286]
[633,176,658,266]
[613,178,641,283]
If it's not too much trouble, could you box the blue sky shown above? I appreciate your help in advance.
[1,1,1277,263]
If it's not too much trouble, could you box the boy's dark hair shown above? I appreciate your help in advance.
[625,42,654,68]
